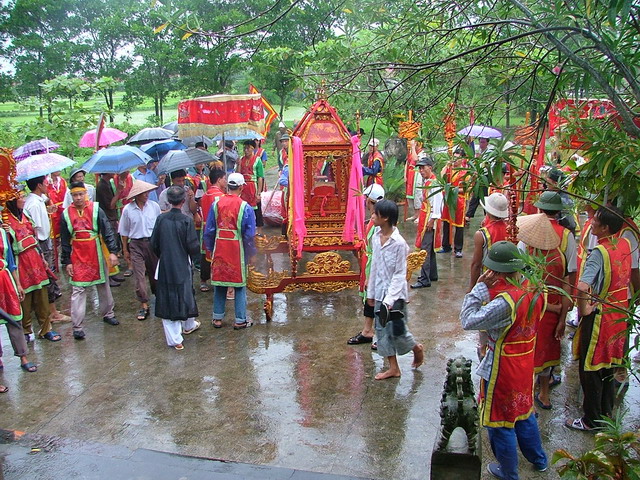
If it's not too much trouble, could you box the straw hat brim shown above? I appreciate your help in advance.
[126,180,157,200]
[516,213,561,250]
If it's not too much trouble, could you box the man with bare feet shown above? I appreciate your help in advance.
[366,199,423,380]
[460,241,547,479]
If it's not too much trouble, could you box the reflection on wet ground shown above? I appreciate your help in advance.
[1,210,638,479]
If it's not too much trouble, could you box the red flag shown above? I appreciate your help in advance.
[249,84,278,136]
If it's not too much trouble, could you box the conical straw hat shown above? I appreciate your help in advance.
[127,180,157,200]
[516,213,561,250]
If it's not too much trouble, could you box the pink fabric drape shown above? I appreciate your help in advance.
[290,136,307,258]
[342,135,365,242]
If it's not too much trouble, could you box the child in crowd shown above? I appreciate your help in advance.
[367,199,424,380]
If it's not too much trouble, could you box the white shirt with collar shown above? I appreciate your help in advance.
[367,226,409,306]
[118,200,161,239]
[23,193,50,241]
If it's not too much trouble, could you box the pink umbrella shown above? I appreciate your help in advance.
[79,127,128,148]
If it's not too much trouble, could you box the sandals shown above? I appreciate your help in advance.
[200,283,211,292]
[565,417,594,432]
[0,385,8,394]
[40,331,61,342]
[534,394,552,410]
[137,307,150,321]
[20,362,37,373]
[174,344,184,351]
[183,320,201,335]
[233,321,249,330]
[212,319,223,328]
[123,269,133,277]
[347,332,373,345]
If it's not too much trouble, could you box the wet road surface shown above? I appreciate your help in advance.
[1,209,638,479]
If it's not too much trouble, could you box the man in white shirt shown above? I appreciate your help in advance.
[24,175,68,322]
[119,180,161,322]
[411,155,443,289]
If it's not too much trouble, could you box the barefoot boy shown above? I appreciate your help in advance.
[366,199,424,380]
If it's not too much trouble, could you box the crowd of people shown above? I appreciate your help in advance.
[0,128,638,480]
[352,135,638,479]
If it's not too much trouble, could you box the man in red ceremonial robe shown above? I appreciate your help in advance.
[461,241,547,479]
[567,206,632,431]
[238,140,265,235]
[198,166,227,292]
[0,225,38,381]
[411,154,443,289]
[439,148,469,258]
[46,170,67,240]
[203,173,256,330]
[60,182,120,340]
[4,189,60,342]
[404,139,422,221]
[362,138,384,187]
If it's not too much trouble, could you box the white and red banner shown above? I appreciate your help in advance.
[177,94,266,138]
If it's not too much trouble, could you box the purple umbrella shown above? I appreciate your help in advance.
[16,153,74,181]
[14,138,60,161]
[457,125,502,138]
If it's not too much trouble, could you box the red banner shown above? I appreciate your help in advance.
[177,94,266,138]
[249,84,278,136]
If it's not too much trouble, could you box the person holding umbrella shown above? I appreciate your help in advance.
[119,180,161,322]
[60,182,120,340]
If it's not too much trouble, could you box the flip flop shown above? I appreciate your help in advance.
[39,331,61,342]
[174,344,184,351]
[535,394,552,410]
[136,307,150,321]
[123,269,133,277]
[0,385,8,393]
[20,362,37,373]
[200,283,211,292]
[565,417,594,432]
[183,321,201,335]
[212,319,223,328]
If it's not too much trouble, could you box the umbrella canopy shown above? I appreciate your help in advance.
[16,153,74,181]
[127,127,175,145]
[81,146,151,174]
[180,135,213,148]
[157,150,195,175]
[184,147,216,165]
[457,125,502,138]
[79,127,128,148]
[212,129,264,142]
[14,139,60,161]
[162,121,178,133]
[140,139,187,162]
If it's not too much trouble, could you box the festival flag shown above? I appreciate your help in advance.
[177,94,265,138]
[95,112,106,151]
[249,84,278,135]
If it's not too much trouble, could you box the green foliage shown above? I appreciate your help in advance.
[553,412,640,479]
[381,161,405,203]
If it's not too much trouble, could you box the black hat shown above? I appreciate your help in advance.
[416,154,435,167]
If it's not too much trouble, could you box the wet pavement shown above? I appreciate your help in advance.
[1,201,639,479]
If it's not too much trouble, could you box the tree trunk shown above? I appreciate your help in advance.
[159,95,164,122]
[154,97,160,118]
[108,89,114,122]
[505,84,511,128]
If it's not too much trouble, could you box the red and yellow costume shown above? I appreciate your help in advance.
[239,153,260,208]
[577,217,594,278]
[0,229,22,322]
[46,176,67,238]
[529,246,566,372]
[440,160,469,227]
[479,219,508,253]
[200,185,226,258]
[210,195,249,287]
[62,202,106,287]
[404,147,421,199]
[4,212,49,293]
[414,174,437,248]
[576,236,631,370]
[365,151,384,187]
[482,280,545,427]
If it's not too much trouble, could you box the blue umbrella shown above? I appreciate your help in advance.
[81,146,152,174]
[212,129,264,141]
[140,139,187,162]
